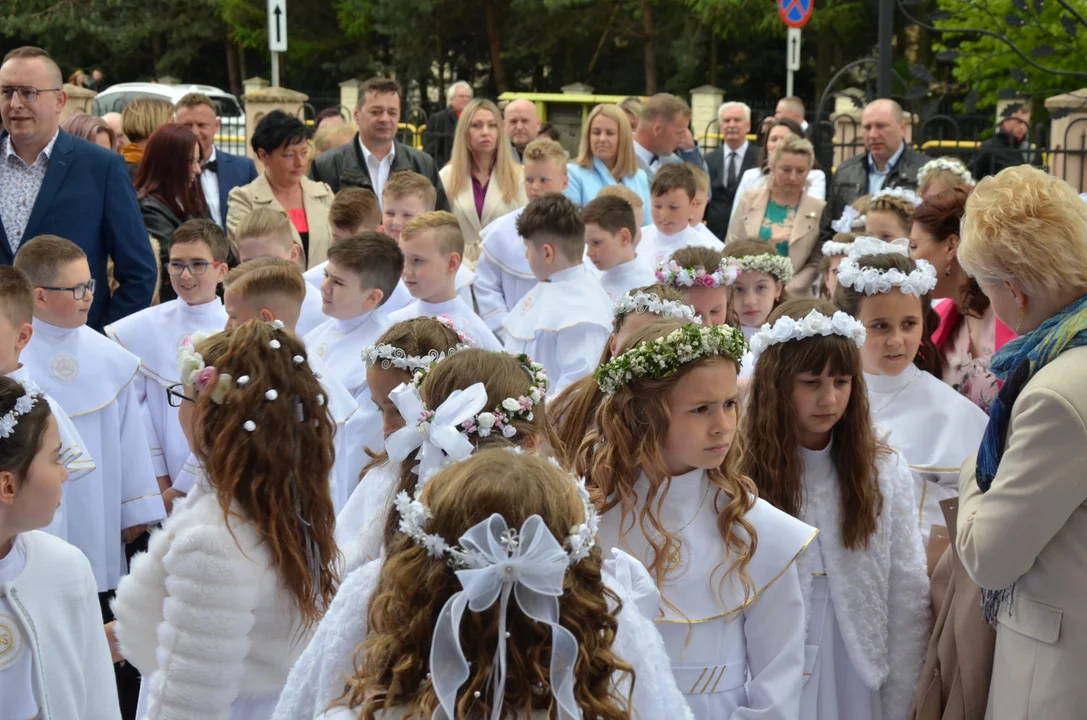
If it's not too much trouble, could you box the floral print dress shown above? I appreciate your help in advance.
[759,200,797,257]
[941,308,1000,414]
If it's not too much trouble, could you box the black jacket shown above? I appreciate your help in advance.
[821,145,929,244]
[422,106,458,171]
[704,143,759,240]
[307,135,450,211]
[970,128,1039,180]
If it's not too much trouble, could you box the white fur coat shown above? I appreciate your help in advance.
[112,481,315,720]
[272,550,694,720]
[795,449,930,720]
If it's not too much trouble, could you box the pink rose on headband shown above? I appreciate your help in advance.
[194,366,216,392]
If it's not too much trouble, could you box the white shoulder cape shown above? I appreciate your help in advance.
[502,265,613,343]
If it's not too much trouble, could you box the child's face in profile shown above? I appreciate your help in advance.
[320,261,380,320]
[382,194,430,240]
[689,189,709,226]
[651,188,693,236]
[824,255,844,298]
[682,286,728,326]
[0,310,30,375]
[399,231,459,304]
[169,241,226,305]
[36,258,93,329]
[366,366,410,437]
[661,358,739,476]
[730,270,782,328]
[864,210,909,243]
[3,414,66,533]
[584,223,632,273]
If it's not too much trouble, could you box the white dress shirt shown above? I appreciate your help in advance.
[359,138,396,208]
[200,147,223,226]
[721,140,749,187]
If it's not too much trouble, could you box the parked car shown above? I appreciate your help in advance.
[93,82,247,155]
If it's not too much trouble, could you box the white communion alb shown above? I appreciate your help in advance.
[637,224,723,268]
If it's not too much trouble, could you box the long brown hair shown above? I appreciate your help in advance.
[911,186,989,318]
[339,448,634,718]
[576,319,758,602]
[740,298,886,550]
[833,252,942,378]
[380,349,564,548]
[193,322,338,627]
[135,123,208,221]
[550,284,688,468]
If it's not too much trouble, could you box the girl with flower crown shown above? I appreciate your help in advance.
[551,284,700,468]
[274,350,693,719]
[916,157,974,200]
[740,297,929,720]
[112,321,340,719]
[833,237,989,548]
[865,187,922,243]
[335,317,466,554]
[723,240,794,380]
[0,376,121,720]
[656,246,739,327]
[579,318,817,719]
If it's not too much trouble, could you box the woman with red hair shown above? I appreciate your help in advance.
[135,124,207,302]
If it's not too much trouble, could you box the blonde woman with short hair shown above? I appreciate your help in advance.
[438,99,527,267]
[565,103,651,211]
[954,166,1087,719]
[119,97,173,180]
[727,134,825,293]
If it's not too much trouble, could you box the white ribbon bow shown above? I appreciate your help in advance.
[385,382,489,481]
[430,514,580,720]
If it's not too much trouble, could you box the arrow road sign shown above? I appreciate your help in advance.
[267,0,287,52]
[787,27,802,72]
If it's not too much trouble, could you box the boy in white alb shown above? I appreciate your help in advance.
[583,195,654,301]
[234,208,325,336]
[639,163,724,266]
[388,211,502,350]
[105,220,229,514]
[503,193,612,395]
[304,232,402,459]
[17,236,165,595]
[474,139,570,340]
[0,267,95,540]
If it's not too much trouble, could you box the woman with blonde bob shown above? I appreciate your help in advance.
[728,134,826,294]
[953,166,1087,719]
[565,103,652,211]
[439,99,527,266]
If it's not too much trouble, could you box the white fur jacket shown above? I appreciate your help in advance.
[111,480,315,720]
[272,549,695,720]
[795,449,931,720]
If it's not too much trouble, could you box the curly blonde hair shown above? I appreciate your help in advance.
[192,322,338,627]
[575,319,758,608]
[338,448,634,719]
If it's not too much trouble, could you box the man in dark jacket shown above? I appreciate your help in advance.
[423,81,471,171]
[970,103,1037,180]
[822,98,928,243]
[308,78,449,211]
[705,101,758,239]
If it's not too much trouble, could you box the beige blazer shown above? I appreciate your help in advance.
[725,186,824,294]
[957,344,1087,719]
[225,173,334,268]
[439,164,527,268]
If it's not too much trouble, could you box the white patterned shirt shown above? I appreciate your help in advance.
[0,131,58,254]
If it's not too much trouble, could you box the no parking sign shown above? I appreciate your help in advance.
[777,0,813,29]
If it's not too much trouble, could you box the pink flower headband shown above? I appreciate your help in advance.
[655,258,741,289]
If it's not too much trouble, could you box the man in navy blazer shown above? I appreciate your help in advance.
[0,46,157,330]
[174,92,258,228]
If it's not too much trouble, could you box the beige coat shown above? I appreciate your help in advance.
[956,344,1087,719]
[225,172,334,268]
[439,164,527,268]
[726,186,824,294]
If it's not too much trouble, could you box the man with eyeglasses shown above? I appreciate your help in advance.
[0,46,156,330]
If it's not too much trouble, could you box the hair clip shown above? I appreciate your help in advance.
[265,389,278,400]
[269,339,281,350]
[292,355,304,366]
[316,394,325,406]
[243,420,257,432]
[272,319,285,329]
[237,375,250,386]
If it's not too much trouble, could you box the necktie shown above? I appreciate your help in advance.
[203,158,218,173]
[726,151,738,190]
[650,154,659,166]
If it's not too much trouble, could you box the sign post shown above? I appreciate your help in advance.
[777,0,812,97]
[267,0,287,87]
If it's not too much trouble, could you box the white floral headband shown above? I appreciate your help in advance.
[654,257,741,289]
[395,447,598,720]
[822,240,854,258]
[830,205,867,234]
[749,309,867,362]
[0,387,40,438]
[612,291,701,324]
[870,185,923,209]
[917,158,974,189]
[837,237,937,296]
[363,315,474,371]
[594,323,747,394]
[732,253,794,283]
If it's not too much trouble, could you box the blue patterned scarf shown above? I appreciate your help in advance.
[977,292,1087,624]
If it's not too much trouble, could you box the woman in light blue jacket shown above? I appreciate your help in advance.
[564,104,651,211]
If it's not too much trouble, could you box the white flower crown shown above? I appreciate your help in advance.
[654,257,741,289]
[870,185,923,209]
[837,237,937,296]
[0,387,40,438]
[612,291,701,324]
[821,240,855,258]
[749,309,867,361]
[732,253,794,283]
[917,158,974,189]
[830,205,867,234]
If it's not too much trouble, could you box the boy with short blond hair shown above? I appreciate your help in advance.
[235,208,325,334]
[686,163,721,244]
[0,263,94,540]
[504,194,611,394]
[582,195,655,301]
[475,139,571,340]
[105,219,229,503]
[17,234,165,596]
[303,187,383,288]
[388,212,502,349]
[381,171,474,310]
[639,162,723,267]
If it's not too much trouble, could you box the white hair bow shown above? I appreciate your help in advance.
[430,514,580,720]
[385,382,489,481]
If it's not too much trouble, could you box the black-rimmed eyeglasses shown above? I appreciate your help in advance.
[166,383,193,408]
[0,86,62,104]
[40,279,95,300]
[166,260,223,277]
